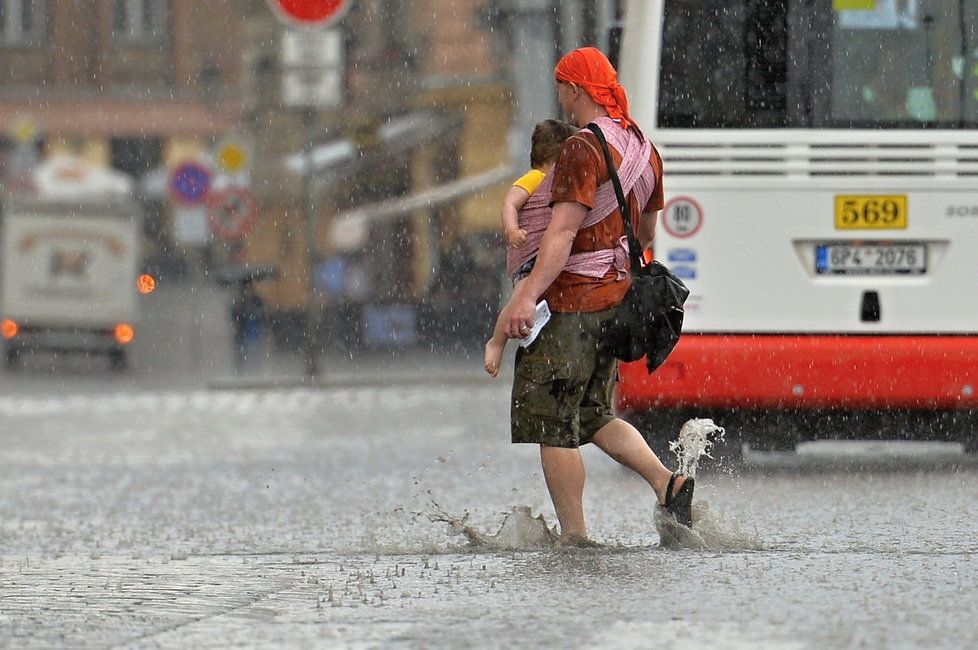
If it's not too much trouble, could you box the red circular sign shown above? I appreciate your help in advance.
[662,196,704,239]
[207,187,258,242]
[268,0,352,26]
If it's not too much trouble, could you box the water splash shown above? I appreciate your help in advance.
[427,420,753,553]
[657,419,762,550]
[669,418,725,478]
[429,505,557,550]
[656,502,764,551]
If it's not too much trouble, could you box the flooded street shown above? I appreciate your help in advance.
[5,0,978,647]
[1,381,976,648]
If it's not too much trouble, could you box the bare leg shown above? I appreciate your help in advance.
[592,418,686,504]
[540,445,589,543]
[484,277,526,377]
[483,318,507,378]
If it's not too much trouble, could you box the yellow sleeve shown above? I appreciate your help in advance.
[512,169,546,196]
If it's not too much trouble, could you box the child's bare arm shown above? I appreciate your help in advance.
[502,186,531,247]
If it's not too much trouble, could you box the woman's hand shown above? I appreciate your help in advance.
[501,293,537,339]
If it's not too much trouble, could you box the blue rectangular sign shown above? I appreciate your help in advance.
[667,248,697,263]
[671,265,697,280]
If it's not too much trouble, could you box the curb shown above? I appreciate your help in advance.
[207,370,501,390]
[740,440,978,471]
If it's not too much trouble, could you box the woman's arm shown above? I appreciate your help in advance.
[501,200,587,338]
[637,209,659,251]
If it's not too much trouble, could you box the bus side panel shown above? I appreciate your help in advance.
[616,334,978,411]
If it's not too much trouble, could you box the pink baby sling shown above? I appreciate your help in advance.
[505,116,657,280]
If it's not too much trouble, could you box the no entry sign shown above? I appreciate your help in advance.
[267,0,353,28]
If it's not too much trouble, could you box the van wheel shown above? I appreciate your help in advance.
[108,350,128,371]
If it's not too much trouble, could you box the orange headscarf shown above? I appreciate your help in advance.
[554,47,636,131]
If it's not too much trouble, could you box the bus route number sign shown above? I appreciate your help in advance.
[834,195,907,230]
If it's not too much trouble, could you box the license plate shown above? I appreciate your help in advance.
[835,195,907,229]
[815,242,926,275]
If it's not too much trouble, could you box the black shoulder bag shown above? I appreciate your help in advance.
[586,123,690,374]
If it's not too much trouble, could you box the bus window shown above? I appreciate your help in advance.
[658,1,778,128]
[657,0,978,129]
[832,0,977,127]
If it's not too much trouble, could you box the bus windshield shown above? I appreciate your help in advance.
[657,0,978,129]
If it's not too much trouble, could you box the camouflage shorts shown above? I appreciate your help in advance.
[510,307,620,448]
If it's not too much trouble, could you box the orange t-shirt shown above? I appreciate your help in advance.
[545,128,664,313]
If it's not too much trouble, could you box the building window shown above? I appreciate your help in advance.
[0,0,44,45]
[110,136,162,178]
[113,0,166,41]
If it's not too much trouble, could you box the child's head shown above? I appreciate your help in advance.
[530,119,577,169]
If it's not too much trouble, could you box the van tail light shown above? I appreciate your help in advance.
[114,323,135,345]
[1,319,18,339]
[137,274,156,294]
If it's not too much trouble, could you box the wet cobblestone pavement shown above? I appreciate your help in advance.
[2,384,977,648]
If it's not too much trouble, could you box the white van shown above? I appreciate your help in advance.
[1,156,142,370]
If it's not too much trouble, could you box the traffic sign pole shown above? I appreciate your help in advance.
[301,108,319,377]
[268,0,354,379]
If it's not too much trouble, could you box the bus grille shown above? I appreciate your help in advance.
[658,135,978,178]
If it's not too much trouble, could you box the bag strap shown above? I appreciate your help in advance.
[586,122,643,273]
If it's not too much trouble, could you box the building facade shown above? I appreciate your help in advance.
[0,1,243,174]
[1,0,625,350]
[0,0,247,279]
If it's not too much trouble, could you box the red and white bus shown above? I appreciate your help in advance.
[615,1,978,429]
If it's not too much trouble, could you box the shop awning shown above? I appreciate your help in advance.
[330,163,520,252]
[284,110,461,176]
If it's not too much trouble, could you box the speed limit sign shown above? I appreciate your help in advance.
[207,186,258,241]
[662,196,704,238]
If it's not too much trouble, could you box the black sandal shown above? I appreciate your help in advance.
[661,472,695,528]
